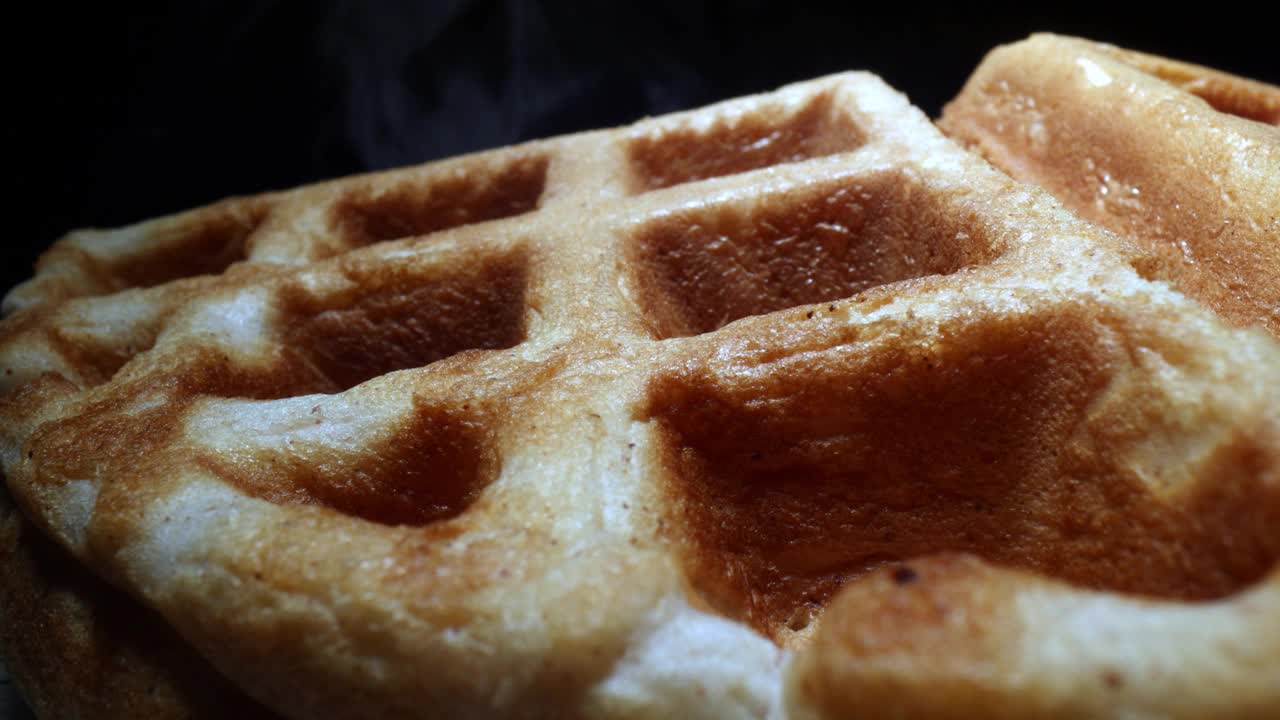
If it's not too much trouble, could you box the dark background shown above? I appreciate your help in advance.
[11,2,1278,296]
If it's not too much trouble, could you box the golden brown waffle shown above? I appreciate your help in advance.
[0,488,278,719]
[2,55,1279,719]
[940,33,1280,339]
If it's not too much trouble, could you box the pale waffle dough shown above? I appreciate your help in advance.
[1,55,1278,720]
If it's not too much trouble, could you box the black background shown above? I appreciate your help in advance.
[11,2,1278,297]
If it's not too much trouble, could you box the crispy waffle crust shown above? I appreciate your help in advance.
[0,487,279,719]
[940,33,1280,338]
[2,39,1279,719]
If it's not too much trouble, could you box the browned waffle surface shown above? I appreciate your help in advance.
[940,33,1280,338]
[2,66,1279,719]
[0,486,278,719]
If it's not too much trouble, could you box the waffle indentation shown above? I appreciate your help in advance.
[627,91,865,193]
[1104,53,1280,125]
[628,171,1000,339]
[199,401,497,527]
[332,154,549,247]
[649,304,1280,646]
[111,199,271,289]
[280,249,528,392]
[1167,76,1280,125]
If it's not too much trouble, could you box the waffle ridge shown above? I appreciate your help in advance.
[2,46,1279,720]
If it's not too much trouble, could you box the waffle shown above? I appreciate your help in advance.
[940,33,1280,339]
[2,45,1279,719]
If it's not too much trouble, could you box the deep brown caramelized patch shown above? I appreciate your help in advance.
[280,249,529,391]
[627,91,866,193]
[628,171,1002,338]
[108,198,272,289]
[198,402,498,527]
[332,154,549,247]
[648,305,1280,646]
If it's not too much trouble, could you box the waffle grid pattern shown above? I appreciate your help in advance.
[2,52,1278,720]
